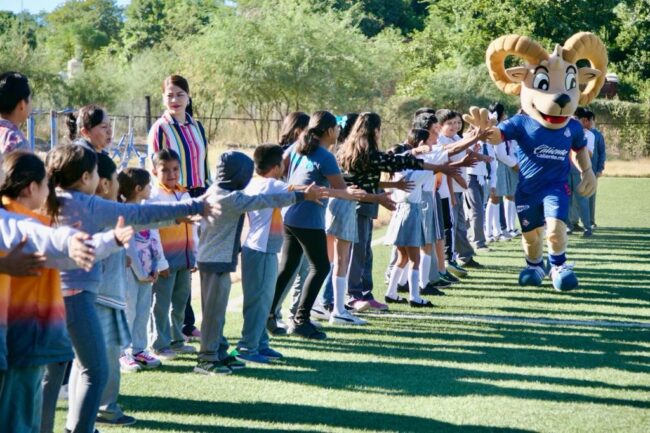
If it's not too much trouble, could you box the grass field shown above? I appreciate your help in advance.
[55,178,650,433]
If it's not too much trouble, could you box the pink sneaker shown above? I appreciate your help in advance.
[367,299,389,311]
[133,351,161,369]
[119,355,142,373]
[347,299,371,313]
[183,328,202,343]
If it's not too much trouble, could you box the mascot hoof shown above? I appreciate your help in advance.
[518,266,546,286]
[550,264,578,292]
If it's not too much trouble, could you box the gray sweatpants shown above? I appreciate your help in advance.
[198,270,231,362]
[238,247,276,354]
[453,192,475,262]
[464,175,487,248]
[150,268,192,351]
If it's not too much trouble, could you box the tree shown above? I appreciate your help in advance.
[45,0,123,63]
[184,0,402,141]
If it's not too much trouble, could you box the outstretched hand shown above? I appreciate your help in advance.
[304,182,329,205]
[377,192,396,211]
[113,216,135,249]
[68,232,96,272]
[0,235,47,276]
[463,106,501,144]
[393,178,415,192]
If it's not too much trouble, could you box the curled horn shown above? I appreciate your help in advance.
[485,34,549,95]
[562,32,608,105]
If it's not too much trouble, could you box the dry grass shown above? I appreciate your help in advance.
[603,158,650,177]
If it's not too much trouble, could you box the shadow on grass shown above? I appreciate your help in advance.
[120,397,536,433]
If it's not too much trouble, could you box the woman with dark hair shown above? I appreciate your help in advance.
[147,75,209,342]
[279,112,310,151]
[269,111,366,340]
[66,104,113,153]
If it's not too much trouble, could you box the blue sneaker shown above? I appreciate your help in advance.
[230,349,269,364]
[550,264,579,292]
[518,265,546,286]
[259,347,283,359]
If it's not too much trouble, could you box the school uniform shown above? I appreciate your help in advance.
[385,170,429,247]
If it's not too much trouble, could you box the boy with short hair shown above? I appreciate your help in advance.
[231,144,296,364]
[148,148,199,359]
[0,72,31,154]
[195,151,324,375]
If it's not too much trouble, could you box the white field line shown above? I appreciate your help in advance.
[363,311,650,329]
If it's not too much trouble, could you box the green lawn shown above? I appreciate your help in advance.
[58,178,650,433]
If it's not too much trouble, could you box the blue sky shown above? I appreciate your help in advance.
[1,0,131,14]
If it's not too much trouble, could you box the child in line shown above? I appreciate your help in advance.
[0,71,31,154]
[149,149,198,359]
[44,144,214,433]
[94,153,136,426]
[234,145,299,363]
[0,151,131,433]
[196,151,324,375]
[384,145,433,308]
[118,168,169,370]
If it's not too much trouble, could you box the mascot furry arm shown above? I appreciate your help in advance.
[463,32,608,291]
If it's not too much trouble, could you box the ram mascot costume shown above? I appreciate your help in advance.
[463,32,608,291]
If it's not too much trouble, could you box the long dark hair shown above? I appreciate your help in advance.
[337,113,359,145]
[118,167,151,202]
[0,151,46,199]
[489,102,506,122]
[405,128,429,148]
[66,104,106,141]
[295,111,337,156]
[279,112,310,149]
[337,112,381,174]
[45,144,97,220]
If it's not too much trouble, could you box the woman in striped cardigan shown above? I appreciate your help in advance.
[147,74,208,343]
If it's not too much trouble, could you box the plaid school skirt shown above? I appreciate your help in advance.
[326,198,358,243]
[385,202,425,247]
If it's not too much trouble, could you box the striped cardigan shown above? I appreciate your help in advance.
[147,112,209,189]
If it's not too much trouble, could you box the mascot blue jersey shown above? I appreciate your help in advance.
[498,115,586,195]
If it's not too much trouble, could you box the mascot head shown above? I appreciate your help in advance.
[486,32,608,130]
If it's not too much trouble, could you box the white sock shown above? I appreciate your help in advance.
[399,265,408,285]
[504,199,516,232]
[485,202,495,237]
[408,267,421,302]
[386,266,404,298]
[419,253,431,288]
[489,202,501,235]
[332,276,347,316]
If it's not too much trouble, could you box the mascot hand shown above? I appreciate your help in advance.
[577,169,597,197]
[462,106,501,144]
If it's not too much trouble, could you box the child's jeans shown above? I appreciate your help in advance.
[64,291,108,433]
[96,304,130,422]
[0,365,44,432]
[198,270,231,362]
[238,248,277,354]
[150,268,192,351]
[40,361,68,433]
[125,272,152,355]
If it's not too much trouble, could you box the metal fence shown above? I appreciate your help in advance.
[26,110,650,164]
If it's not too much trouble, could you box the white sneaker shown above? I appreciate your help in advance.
[310,303,331,321]
[509,229,521,237]
[310,319,323,328]
[486,236,496,244]
[498,232,512,242]
[328,310,367,326]
[153,348,177,360]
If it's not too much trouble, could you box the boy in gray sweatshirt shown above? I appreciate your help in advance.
[195,151,323,375]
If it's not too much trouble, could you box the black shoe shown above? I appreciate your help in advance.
[288,321,327,340]
[441,272,459,284]
[396,283,409,293]
[96,415,137,426]
[409,298,434,308]
[385,295,408,304]
[459,258,484,269]
[420,283,446,296]
[573,223,584,232]
[266,317,287,336]
[432,279,452,288]
[583,229,593,237]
